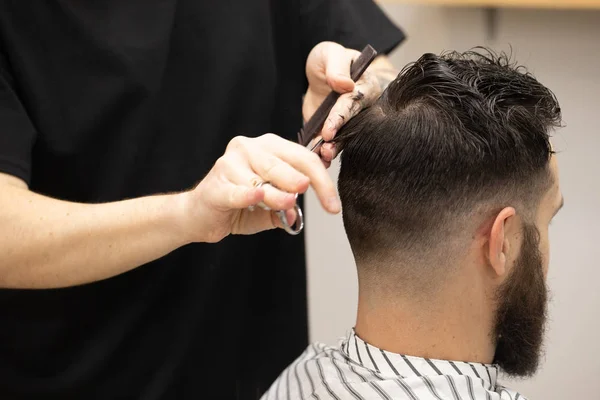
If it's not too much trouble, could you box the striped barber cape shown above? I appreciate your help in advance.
[261,330,526,400]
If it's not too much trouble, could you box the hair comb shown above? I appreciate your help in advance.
[297,45,378,152]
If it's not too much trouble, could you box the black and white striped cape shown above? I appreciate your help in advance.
[261,330,525,400]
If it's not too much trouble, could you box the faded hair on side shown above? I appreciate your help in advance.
[334,48,561,269]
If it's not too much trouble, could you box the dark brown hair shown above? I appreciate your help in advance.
[335,49,561,265]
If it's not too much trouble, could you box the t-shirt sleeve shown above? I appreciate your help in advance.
[299,0,405,57]
[0,50,37,184]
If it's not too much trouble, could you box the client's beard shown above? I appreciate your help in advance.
[492,223,548,377]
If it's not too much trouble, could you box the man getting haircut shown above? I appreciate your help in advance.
[262,48,564,400]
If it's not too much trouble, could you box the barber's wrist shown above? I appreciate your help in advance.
[164,191,199,246]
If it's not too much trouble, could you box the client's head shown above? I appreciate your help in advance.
[334,49,563,378]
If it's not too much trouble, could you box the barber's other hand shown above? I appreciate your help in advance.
[303,41,382,165]
[178,134,341,243]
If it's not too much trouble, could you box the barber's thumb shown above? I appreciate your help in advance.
[326,73,355,94]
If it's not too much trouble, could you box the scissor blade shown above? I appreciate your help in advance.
[307,137,324,153]
[297,127,305,144]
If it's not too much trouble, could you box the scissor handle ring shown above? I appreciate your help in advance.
[277,204,304,236]
[249,181,304,235]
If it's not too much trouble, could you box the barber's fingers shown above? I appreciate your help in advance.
[226,136,309,194]
[205,172,297,235]
[213,170,300,234]
[306,42,358,95]
[321,70,381,142]
[223,187,282,235]
[225,135,340,213]
[316,71,380,161]
[219,154,297,211]
[321,43,360,94]
[319,142,338,164]
[199,173,265,212]
[229,187,261,211]
[258,135,340,213]
[242,134,339,213]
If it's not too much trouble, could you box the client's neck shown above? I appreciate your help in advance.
[354,272,495,365]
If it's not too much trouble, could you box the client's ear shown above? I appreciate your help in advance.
[488,207,516,277]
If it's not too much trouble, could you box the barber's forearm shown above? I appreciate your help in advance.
[0,176,190,289]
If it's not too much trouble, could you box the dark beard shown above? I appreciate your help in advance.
[492,223,548,377]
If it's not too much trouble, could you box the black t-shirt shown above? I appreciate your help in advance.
[0,1,403,399]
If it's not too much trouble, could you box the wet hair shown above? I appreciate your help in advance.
[335,49,561,269]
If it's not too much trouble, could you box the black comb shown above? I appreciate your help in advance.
[297,44,378,149]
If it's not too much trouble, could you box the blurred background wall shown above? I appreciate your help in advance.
[305,3,600,399]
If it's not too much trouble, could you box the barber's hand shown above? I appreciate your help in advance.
[303,41,384,165]
[179,134,341,243]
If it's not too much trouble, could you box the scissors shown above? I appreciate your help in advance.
[254,45,378,235]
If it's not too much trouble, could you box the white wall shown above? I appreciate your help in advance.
[305,5,600,399]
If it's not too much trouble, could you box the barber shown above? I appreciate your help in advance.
[0,1,403,398]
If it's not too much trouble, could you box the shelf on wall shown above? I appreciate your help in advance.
[378,0,600,9]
